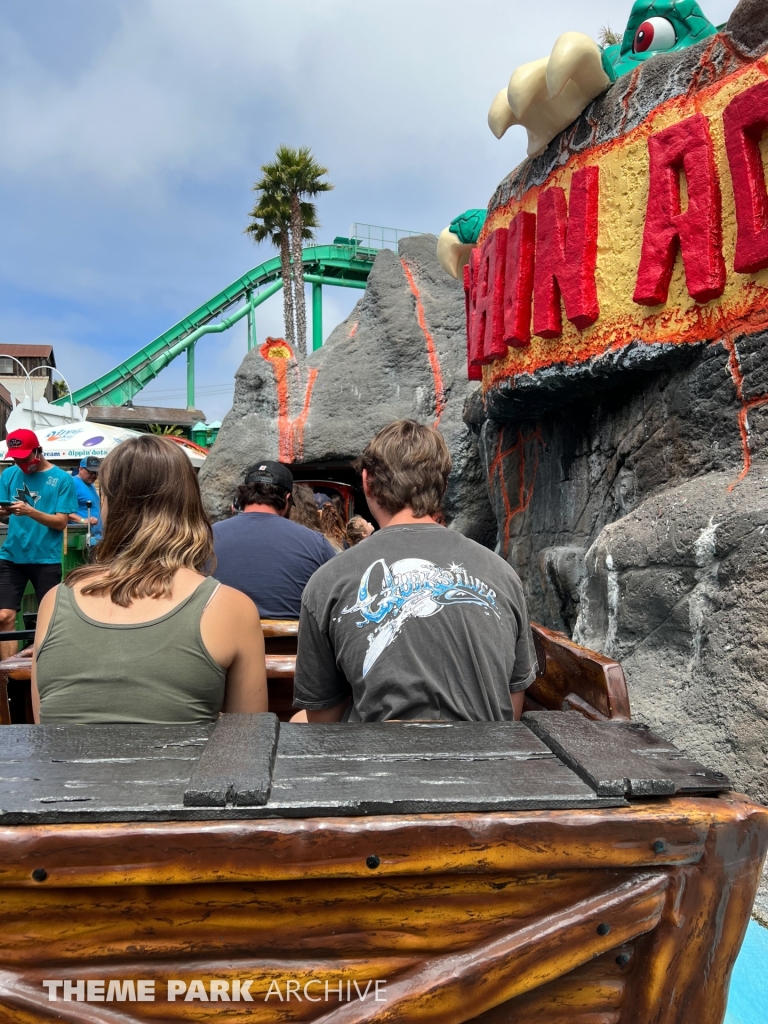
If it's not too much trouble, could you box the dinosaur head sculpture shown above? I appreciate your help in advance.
[603,0,718,79]
[437,1,722,278]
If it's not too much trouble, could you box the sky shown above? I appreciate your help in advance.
[0,0,737,422]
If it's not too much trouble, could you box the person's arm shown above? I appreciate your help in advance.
[30,586,59,724]
[10,504,68,531]
[511,690,525,721]
[509,585,538,720]
[201,584,268,713]
[69,512,97,525]
[307,699,350,723]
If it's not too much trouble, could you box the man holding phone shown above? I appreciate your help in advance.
[0,429,78,651]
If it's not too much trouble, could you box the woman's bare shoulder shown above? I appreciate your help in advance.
[211,582,261,621]
[37,584,60,618]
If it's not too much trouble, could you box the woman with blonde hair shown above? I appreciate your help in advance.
[32,435,267,724]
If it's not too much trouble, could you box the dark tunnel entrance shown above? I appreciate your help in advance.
[289,460,374,525]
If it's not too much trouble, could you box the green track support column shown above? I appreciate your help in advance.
[246,290,256,351]
[312,282,323,351]
[187,342,195,409]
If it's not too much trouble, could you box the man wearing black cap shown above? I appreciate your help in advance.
[212,460,336,619]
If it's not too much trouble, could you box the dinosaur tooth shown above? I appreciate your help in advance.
[546,31,610,101]
[437,227,475,280]
[488,87,519,140]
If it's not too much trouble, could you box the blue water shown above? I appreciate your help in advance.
[725,920,768,1024]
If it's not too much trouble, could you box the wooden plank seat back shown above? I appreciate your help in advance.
[262,619,299,722]
[527,623,631,721]
[0,619,631,724]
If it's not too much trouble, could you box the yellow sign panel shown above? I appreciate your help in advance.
[482,58,768,388]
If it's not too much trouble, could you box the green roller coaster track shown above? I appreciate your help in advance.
[53,228,417,411]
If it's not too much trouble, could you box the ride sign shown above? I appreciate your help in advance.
[466,63,768,383]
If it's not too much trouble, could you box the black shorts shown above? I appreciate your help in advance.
[0,560,62,612]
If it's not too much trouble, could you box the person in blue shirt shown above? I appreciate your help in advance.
[0,428,78,644]
[69,456,102,545]
[212,460,336,619]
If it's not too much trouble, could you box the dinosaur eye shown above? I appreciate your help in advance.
[633,17,677,53]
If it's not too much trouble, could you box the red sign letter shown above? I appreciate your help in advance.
[634,113,725,306]
[503,211,536,347]
[724,79,768,275]
[533,166,600,338]
[467,228,508,367]
[464,262,482,380]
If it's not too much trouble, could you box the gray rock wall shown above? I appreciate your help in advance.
[472,1,768,878]
[200,235,496,543]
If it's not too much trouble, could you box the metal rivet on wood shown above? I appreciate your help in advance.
[366,855,381,869]
[31,868,47,882]
[597,923,611,936]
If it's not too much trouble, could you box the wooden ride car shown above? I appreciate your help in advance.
[0,622,764,1023]
[0,709,765,1024]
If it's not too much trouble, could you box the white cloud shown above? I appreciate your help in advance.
[0,0,741,417]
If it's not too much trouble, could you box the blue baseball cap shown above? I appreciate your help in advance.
[80,456,102,471]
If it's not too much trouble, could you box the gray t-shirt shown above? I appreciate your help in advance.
[294,524,537,722]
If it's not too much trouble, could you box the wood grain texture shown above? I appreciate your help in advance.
[261,619,300,639]
[183,713,279,807]
[529,624,630,721]
[0,720,634,823]
[0,797,765,1024]
[622,794,768,1024]
[265,654,298,679]
[0,871,626,963]
[267,722,620,816]
[467,948,633,1024]
[295,873,668,1024]
[0,796,748,888]
[0,874,667,1024]
[524,713,731,796]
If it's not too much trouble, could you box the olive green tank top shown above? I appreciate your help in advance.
[36,577,226,725]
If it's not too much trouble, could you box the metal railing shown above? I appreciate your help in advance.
[342,223,425,256]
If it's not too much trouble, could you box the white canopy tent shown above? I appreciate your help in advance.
[0,397,206,469]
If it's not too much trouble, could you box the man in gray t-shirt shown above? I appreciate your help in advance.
[293,420,537,723]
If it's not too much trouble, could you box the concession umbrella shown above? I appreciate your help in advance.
[0,420,206,469]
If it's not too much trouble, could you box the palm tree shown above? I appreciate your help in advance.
[245,191,322,348]
[276,147,333,348]
[248,146,333,349]
[245,191,295,347]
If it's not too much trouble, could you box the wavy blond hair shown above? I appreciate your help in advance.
[66,435,213,606]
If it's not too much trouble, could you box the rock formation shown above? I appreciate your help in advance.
[200,234,496,543]
[203,0,768,916]
[466,0,768,912]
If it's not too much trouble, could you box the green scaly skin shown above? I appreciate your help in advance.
[448,209,487,245]
[602,0,717,81]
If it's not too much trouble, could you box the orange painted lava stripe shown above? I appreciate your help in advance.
[400,258,447,426]
[292,367,319,461]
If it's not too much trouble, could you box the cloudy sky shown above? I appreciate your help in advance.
[0,0,736,421]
